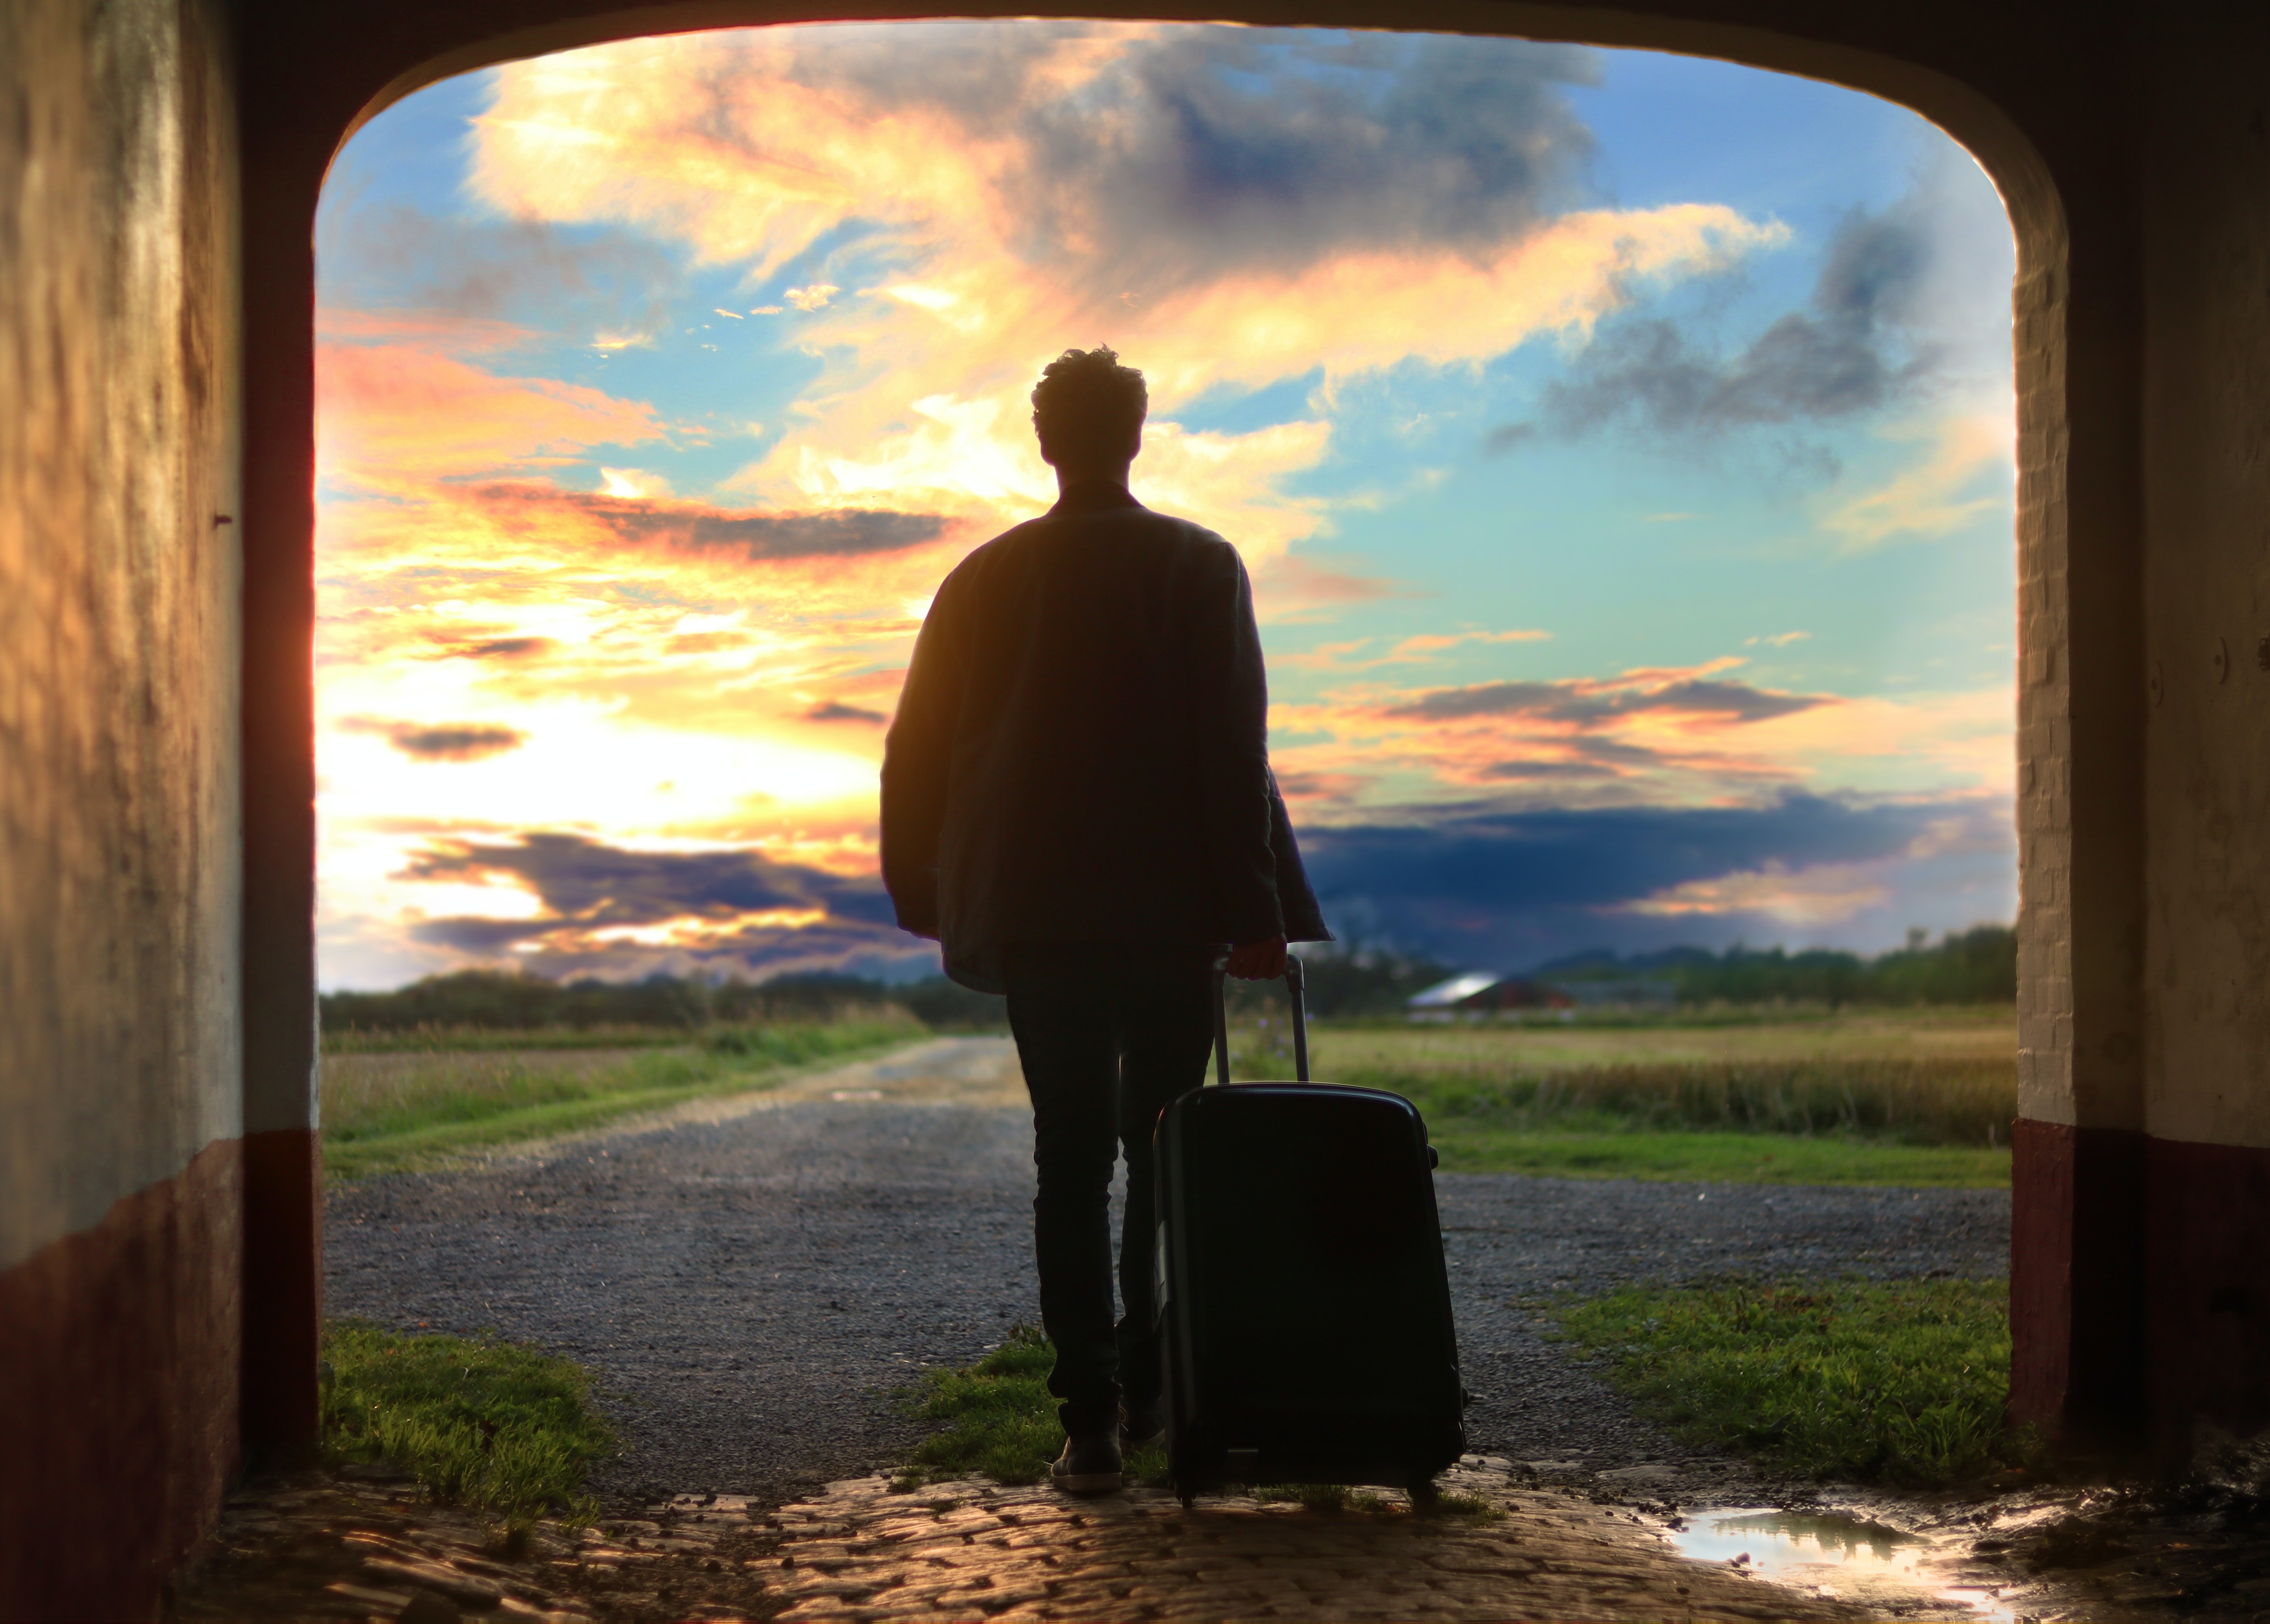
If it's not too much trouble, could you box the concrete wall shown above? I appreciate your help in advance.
[0,0,244,1615]
[2140,2,2270,1458]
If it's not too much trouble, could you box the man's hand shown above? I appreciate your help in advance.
[1226,937,1288,980]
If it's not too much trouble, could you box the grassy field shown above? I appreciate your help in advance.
[1552,1277,2032,1487]
[1232,1006,2016,1187]
[322,1319,614,1527]
[321,1015,923,1179]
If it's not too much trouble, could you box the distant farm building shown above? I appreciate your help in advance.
[1405,972,1675,1019]
[1405,972,1573,1018]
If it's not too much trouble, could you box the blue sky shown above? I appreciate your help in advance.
[313,24,2017,989]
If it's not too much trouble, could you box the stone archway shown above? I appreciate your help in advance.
[231,0,2127,1461]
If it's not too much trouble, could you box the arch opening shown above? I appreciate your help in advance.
[301,18,2059,1492]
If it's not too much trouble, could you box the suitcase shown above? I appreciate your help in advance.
[1152,956,1466,1504]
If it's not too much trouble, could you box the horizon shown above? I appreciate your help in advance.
[315,24,2019,991]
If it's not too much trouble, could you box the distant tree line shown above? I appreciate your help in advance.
[318,968,1007,1035]
[319,924,2015,1036]
[1536,924,2017,1007]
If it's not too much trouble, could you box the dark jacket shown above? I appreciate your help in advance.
[880,479,1330,992]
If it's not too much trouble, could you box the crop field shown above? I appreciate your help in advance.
[320,1015,924,1179]
[1234,1006,2016,1187]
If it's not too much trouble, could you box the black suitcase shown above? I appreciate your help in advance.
[1152,957,1466,1503]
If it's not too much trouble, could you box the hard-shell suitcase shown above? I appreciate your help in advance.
[1152,957,1466,1503]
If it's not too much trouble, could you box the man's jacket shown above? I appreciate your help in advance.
[881,480,1330,992]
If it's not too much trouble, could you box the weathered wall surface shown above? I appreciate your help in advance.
[2140,2,2270,1454]
[0,0,244,1614]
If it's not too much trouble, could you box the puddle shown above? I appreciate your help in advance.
[1670,1507,2015,1620]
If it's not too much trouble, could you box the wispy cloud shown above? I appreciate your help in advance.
[1381,671,1824,726]
[338,718,530,761]
[1818,412,2010,546]
[318,341,664,484]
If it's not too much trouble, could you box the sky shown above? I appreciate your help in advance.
[314,23,2020,990]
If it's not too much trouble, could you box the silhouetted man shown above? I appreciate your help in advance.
[882,346,1330,1494]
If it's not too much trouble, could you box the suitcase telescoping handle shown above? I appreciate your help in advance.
[1212,954,1308,1087]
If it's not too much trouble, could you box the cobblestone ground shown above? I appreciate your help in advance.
[750,1460,1889,1623]
[184,1453,2248,1622]
[173,1458,1908,1622]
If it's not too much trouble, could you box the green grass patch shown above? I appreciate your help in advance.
[1430,1125,2011,1187]
[901,1324,1066,1486]
[321,1319,614,1527]
[321,1017,921,1179]
[1553,1277,2035,1487]
[895,1326,1169,1490]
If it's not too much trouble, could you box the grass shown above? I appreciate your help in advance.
[321,1015,923,1179]
[1552,1277,2035,1487]
[1228,1009,2018,1188]
[1423,1125,2010,1187]
[899,1324,1070,1487]
[321,1318,614,1528]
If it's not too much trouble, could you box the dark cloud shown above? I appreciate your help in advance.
[1483,423,1537,455]
[403,832,897,933]
[341,718,527,761]
[465,483,947,562]
[398,833,926,985]
[1541,197,1936,439]
[446,636,553,661]
[806,701,887,724]
[1295,793,2013,970]
[316,201,681,335]
[756,26,1598,298]
[1383,676,1824,726]
[1479,760,1619,781]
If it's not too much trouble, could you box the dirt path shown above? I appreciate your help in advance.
[325,1037,2006,1511]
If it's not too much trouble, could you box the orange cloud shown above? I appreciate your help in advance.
[470,28,1786,567]
[319,341,664,484]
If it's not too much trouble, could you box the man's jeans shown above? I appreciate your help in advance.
[1002,954,1215,1439]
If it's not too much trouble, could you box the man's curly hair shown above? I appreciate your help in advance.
[1031,346,1148,467]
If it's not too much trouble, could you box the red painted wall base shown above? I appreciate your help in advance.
[2010,1116,2147,1443]
[2147,1135,2270,1462]
[241,1126,323,1457]
[0,1139,242,1622]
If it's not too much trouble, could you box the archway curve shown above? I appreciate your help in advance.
[241,0,2120,1456]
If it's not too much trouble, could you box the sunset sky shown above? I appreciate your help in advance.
[315,24,2019,990]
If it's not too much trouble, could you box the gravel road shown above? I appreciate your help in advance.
[324,1037,2009,1506]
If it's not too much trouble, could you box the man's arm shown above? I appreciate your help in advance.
[1188,540,1284,949]
[880,587,964,939]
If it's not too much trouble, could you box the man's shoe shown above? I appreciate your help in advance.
[1119,1399,1165,1451]
[1051,1432,1123,1496]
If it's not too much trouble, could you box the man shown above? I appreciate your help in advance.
[881,346,1330,1494]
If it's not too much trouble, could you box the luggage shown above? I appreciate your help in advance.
[1151,956,1466,1503]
